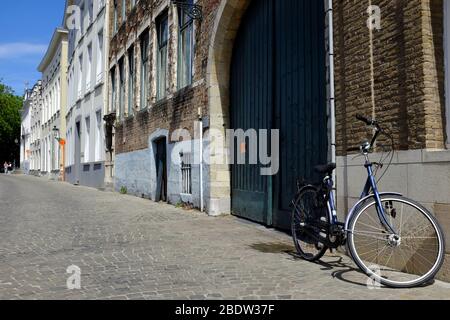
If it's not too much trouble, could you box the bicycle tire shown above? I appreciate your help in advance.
[347,195,446,288]
[291,186,329,261]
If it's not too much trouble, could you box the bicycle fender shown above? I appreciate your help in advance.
[344,192,403,231]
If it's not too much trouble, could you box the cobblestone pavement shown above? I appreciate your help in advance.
[0,175,449,300]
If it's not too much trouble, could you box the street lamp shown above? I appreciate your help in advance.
[52,126,66,182]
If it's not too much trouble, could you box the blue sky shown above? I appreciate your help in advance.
[0,1,66,96]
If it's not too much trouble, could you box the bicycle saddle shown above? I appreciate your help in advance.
[314,163,336,174]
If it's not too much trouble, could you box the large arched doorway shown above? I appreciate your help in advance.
[230,0,328,229]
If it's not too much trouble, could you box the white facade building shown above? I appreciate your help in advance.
[38,28,69,180]
[29,81,43,174]
[65,0,109,188]
[20,88,33,174]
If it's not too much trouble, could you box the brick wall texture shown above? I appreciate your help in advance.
[334,0,447,155]
[110,0,447,156]
[109,0,220,154]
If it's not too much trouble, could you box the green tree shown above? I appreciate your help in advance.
[0,80,23,169]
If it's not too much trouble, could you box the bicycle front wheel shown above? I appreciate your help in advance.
[347,195,445,288]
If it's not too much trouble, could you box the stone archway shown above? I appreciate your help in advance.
[206,0,252,216]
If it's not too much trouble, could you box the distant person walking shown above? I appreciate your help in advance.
[3,162,8,175]
[8,162,13,174]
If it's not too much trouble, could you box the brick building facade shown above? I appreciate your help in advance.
[107,0,215,208]
[107,0,450,280]
[334,0,450,280]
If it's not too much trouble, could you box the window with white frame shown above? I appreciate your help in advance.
[178,0,194,89]
[157,12,168,100]
[444,0,450,146]
[57,78,60,111]
[98,0,105,11]
[78,54,83,98]
[113,0,118,34]
[80,2,85,34]
[140,30,149,108]
[110,67,116,113]
[128,45,135,115]
[122,0,127,22]
[118,57,125,118]
[87,43,92,91]
[96,30,104,84]
[95,110,103,161]
[88,0,93,24]
[84,116,90,163]
[49,91,53,118]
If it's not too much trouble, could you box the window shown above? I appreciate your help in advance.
[56,78,60,111]
[140,31,149,108]
[98,0,105,11]
[113,1,118,34]
[80,3,85,34]
[445,0,450,146]
[181,152,192,195]
[88,0,94,24]
[78,54,83,98]
[128,46,135,115]
[95,110,103,161]
[96,30,104,84]
[122,0,127,22]
[110,67,116,113]
[84,117,90,163]
[118,57,125,118]
[178,0,194,89]
[86,43,92,91]
[157,13,168,100]
[49,91,53,117]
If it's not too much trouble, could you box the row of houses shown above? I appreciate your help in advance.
[20,0,450,280]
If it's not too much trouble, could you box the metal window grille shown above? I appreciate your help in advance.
[181,153,192,195]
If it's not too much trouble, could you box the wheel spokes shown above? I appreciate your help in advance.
[350,198,442,286]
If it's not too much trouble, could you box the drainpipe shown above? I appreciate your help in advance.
[198,108,204,212]
[326,0,337,187]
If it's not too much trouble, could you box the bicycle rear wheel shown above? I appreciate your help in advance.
[291,186,329,261]
[347,195,445,288]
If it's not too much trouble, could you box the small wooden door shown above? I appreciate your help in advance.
[74,121,81,185]
[155,137,167,202]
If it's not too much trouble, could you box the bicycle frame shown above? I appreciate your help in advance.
[326,154,401,236]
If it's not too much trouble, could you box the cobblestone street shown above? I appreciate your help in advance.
[0,175,449,300]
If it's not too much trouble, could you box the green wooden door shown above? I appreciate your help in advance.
[230,0,274,224]
[230,0,327,229]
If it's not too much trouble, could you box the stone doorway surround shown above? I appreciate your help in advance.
[206,0,253,216]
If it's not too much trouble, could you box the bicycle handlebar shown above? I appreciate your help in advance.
[348,114,383,153]
[356,114,379,128]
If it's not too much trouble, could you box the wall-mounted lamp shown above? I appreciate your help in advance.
[52,126,60,140]
[171,0,203,21]
[103,112,117,153]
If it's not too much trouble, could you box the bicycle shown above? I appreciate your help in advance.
[291,114,446,288]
